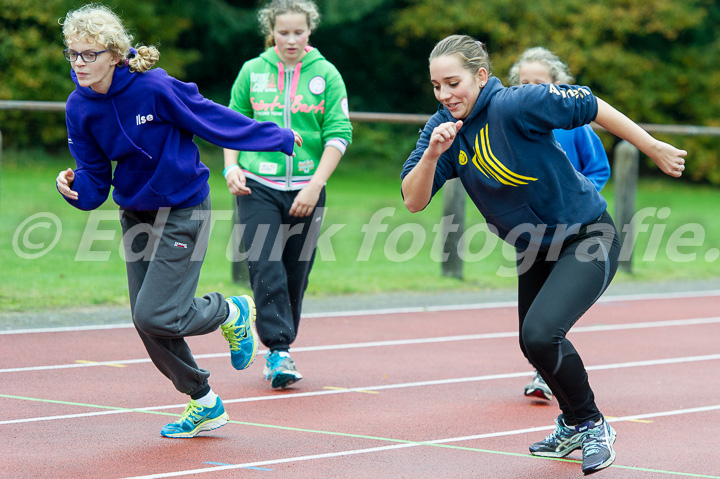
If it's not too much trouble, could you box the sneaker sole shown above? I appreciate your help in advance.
[241,294,258,368]
[529,444,582,458]
[525,387,553,401]
[161,412,229,438]
[529,433,586,458]
[271,372,302,389]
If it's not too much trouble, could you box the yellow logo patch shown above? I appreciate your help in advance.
[458,150,468,165]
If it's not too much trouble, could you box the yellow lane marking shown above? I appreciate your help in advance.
[323,386,379,395]
[605,415,653,424]
[75,360,126,368]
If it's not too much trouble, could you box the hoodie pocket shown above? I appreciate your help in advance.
[112,167,165,208]
[483,203,562,250]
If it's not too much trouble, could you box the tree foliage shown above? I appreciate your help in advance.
[0,0,198,149]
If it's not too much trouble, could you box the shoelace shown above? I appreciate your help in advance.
[544,420,572,444]
[266,354,284,369]
[582,426,606,456]
[265,356,279,379]
[179,401,203,422]
[265,354,291,379]
[222,324,247,350]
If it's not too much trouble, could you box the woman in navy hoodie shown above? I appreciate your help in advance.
[509,46,612,403]
[401,35,687,474]
[56,4,301,439]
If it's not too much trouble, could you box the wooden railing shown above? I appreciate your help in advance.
[2,100,717,277]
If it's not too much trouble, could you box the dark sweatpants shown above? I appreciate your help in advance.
[236,179,325,352]
[517,211,620,426]
[120,196,228,397]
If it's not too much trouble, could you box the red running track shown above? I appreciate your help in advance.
[1,292,719,478]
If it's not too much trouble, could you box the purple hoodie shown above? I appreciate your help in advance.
[63,66,296,211]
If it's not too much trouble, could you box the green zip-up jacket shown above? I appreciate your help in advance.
[229,46,353,190]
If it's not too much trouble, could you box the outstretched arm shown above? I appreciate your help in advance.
[594,98,687,177]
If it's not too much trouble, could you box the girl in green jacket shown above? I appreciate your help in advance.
[223,0,352,389]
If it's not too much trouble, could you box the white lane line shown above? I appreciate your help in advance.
[3,353,719,426]
[1,316,719,374]
[305,289,720,318]
[0,322,136,335]
[2,289,718,335]
[115,403,720,479]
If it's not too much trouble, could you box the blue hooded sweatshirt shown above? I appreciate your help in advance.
[401,77,608,251]
[553,124,610,192]
[64,66,296,211]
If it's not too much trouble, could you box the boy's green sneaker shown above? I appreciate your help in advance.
[221,295,258,370]
[161,397,228,438]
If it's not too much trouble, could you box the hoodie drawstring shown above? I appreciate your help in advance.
[276,61,303,100]
[277,61,285,93]
[110,97,152,160]
[274,45,313,100]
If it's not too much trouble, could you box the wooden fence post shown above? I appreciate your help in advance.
[441,178,465,279]
[613,140,639,273]
[0,130,3,208]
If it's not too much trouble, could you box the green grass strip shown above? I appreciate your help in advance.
[0,393,177,417]
[2,393,718,478]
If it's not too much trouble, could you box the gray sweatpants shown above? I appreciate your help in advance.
[119,196,227,396]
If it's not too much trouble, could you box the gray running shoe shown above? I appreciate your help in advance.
[581,419,617,474]
[524,370,553,401]
[529,415,586,457]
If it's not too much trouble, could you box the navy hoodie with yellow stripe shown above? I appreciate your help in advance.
[401,76,607,251]
[63,66,296,211]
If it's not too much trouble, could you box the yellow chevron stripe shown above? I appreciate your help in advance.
[478,128,522,186]
[474,134,512,185]
[471,153,490,179]
[482,124,538,184]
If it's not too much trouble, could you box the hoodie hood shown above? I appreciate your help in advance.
[259,47,324,100]
[259,45,323,68]
[465,76,503,123]
[70,65,137,99]
[435,75,503,123]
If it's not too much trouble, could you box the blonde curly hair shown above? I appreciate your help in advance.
[508,47,574,86]
[61,3,159,73]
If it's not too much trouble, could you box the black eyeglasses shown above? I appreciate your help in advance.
[63,49,108,63]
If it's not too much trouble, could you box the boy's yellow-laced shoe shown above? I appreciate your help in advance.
[161,397,228,438]
[221,295,259,370]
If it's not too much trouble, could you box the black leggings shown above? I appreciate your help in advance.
[517,211,620,425]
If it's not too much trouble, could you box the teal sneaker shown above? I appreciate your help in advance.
[529,414,587,457]
[221,295,258,370]
[581,419,617,474]
[263,351,302,389]
[161,397,228,438]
